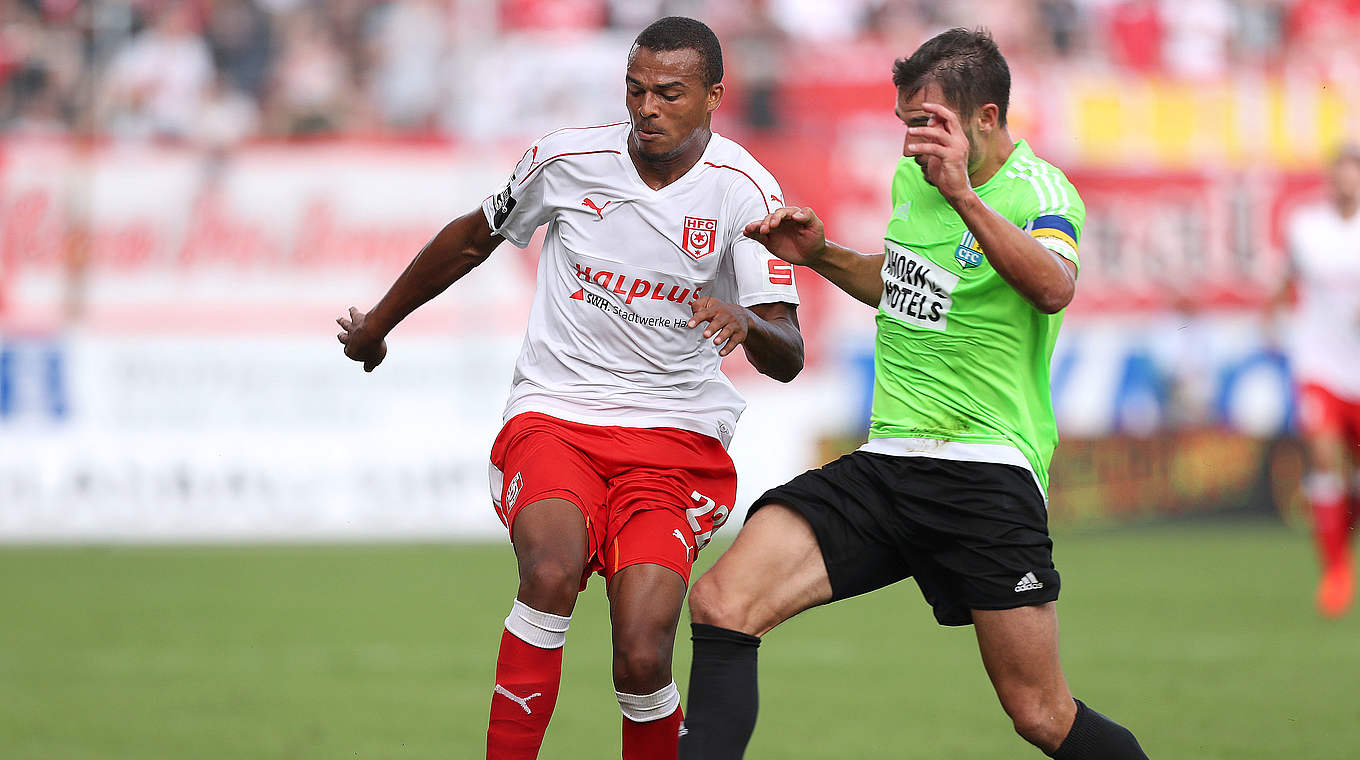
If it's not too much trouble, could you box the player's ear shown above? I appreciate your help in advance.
[976,103,1000,134]
[706,82,724,114]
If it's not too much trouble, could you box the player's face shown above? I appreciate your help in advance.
[896,82,983,183]
[626,46,722,162]
[1332,155,1360,204]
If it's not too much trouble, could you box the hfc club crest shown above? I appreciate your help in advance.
[682,216,718,260]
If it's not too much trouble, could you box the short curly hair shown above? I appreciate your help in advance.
[632,16,723,88]
[892,28,1010,126]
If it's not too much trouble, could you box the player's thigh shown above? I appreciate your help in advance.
[1298,384,1352,471]
[689,503,834,637]
[692,452,915,635]
[490,413,610,608]
[973,603,1068,695]
[508,499,591,614]
[972,603,1074,736]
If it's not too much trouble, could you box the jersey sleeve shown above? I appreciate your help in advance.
[725,175,800,308]
[1023,172,1085,273]
[481,141,554,248]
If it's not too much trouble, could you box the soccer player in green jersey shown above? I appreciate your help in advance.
[677,29,1150,760]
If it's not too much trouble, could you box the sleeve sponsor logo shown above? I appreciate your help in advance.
[491,179,516,228]
[880,239,958,331]
[682,216,718,260]
[767,260,794,285]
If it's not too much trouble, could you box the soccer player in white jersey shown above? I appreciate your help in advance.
[337,17,802,760]
[1282,144,1360,618]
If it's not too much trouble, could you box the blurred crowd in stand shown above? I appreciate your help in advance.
[1,0,1358,143]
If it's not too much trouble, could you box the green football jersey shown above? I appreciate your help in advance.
[867,140,1084,493]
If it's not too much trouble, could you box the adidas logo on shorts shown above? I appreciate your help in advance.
[1014,572,1045,592]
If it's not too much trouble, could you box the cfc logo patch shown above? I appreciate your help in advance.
[955,230,984,269]
[682,217,718,260]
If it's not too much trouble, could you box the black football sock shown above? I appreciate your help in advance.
[678,623,761,760]
[1048,699,1150,759]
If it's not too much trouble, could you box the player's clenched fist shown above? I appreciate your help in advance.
[336,306,388,372]
[688,297,751,356]
[742,206,827,267]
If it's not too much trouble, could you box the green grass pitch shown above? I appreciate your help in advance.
[2,521,1357,759]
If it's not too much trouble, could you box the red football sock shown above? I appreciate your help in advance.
[618,683,683,760]
[1308,474,1349,570]
[486,601,571,760]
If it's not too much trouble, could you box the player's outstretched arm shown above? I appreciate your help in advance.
[744,207,884,307]
[688,299,803,382]
[337,209,503,372]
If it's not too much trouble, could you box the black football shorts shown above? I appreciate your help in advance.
[749,450,1060,626]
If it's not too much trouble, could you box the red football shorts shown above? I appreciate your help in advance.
[1299,383,1360,443]
[488,412,737,587]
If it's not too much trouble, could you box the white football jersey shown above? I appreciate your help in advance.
[480,122,799,447]
[1287,202,1360,399]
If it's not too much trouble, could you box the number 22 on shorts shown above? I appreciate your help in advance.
[686,490,731,550]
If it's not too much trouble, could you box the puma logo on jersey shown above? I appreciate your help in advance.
[582,197,612,219]
[494,684,543,714]
[672,529,693,562]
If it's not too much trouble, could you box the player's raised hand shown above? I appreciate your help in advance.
[688,297,751,357]
[743,206,827,266]
[336,306,388,372]
[905,102,972,203]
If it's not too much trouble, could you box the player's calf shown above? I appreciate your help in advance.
[486,600,572,760]
[607,559,690,760]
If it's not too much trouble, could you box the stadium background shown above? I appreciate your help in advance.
[1,1,1358,758]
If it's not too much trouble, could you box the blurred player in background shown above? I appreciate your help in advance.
[678,29,1149,759]
[337,17,802,760]
[1282,144,1360,619]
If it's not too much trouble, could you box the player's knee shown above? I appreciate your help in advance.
[611,638,671,692]
[688,571,748,630]
[516,557,580,609]
[1002,695,1072,753]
